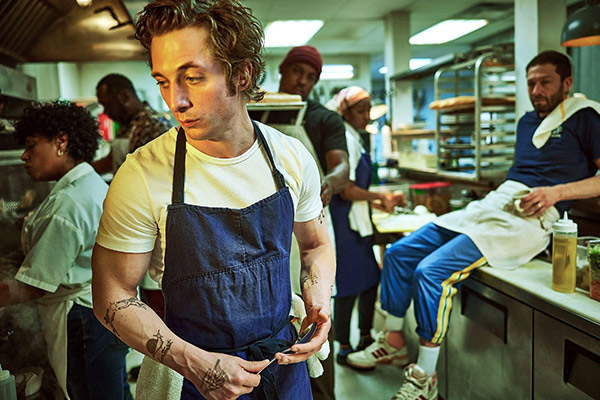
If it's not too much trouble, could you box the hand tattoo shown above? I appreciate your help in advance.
[104,297,148,337]
[146,329,173,362]
[301,270,319,287]
[201,359,228,393]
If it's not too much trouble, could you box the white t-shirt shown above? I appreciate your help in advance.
[96,122,322,284]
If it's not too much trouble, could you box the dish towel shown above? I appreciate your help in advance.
[532,97,600,148]
[135,294,329,399]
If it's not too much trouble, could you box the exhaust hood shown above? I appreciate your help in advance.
[0,0,145,65]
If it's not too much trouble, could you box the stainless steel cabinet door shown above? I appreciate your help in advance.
[447,279,533,400]
[534,311,600,400]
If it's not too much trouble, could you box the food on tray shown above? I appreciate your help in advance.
[428,96,515,111]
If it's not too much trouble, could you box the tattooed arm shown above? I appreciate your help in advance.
[91,244,268,399]
[281,214,335,364]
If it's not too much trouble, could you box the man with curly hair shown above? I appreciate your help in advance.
[92,1,335,399]
[0,101,132,400]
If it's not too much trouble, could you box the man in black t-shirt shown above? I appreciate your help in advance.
[278,45,350,400]
[278,45,349,207]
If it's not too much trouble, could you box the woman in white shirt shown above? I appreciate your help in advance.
[0,101,131,400]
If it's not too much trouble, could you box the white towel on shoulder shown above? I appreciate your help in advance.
[532,97,600,148]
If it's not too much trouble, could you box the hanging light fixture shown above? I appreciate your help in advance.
[561,0,600,47]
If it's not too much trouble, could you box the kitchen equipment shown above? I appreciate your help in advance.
[552,212,578,293]
[588,239,600,301]
[257,322,318,374]
[409,181,451,215]
[0,363,17,400]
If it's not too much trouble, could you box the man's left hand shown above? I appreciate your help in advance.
[273,305,330,365]
[520,186,562,216]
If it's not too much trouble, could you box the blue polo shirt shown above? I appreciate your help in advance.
[505,108,600,213]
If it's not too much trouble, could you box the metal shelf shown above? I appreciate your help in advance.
[434,50,516,183]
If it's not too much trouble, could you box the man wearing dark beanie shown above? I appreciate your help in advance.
[278,45,349,208]
[278,45,350,400]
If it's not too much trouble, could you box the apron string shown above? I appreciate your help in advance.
[172,122,287,204]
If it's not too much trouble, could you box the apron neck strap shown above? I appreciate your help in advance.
[172,127,187,204]
[252,120,286,190]
[171,121,286,204]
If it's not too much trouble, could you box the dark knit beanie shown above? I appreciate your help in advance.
[279,45,323,78]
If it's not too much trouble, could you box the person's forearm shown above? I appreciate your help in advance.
[340,181,384,202]
[299,241,336,311]
[324,162,350,195]
[323,167,349,195]
[93,288,210,382]
[555,174,600,202]
[0,280,46,306]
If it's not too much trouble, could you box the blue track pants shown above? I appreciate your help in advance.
[381,223,486,344]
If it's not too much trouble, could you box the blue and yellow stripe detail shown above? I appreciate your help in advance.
[431,257,487,344]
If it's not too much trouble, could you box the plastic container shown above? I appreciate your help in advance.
[588,239,600,301]
[409,182,452,216]
[552,211,578,293]
[0,363,17,400]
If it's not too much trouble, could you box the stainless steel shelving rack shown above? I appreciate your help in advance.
[433,49,516,182]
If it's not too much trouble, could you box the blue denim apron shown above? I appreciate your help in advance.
[329,150,380,297]
[162,122,312,400]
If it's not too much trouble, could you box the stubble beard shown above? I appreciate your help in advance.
[532,82,566,117]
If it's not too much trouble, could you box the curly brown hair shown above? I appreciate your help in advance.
[135,0,265,102]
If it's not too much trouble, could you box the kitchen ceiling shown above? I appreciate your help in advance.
[124,0,516,60]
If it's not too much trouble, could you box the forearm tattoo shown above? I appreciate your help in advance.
[104,297,148,337]
[201,359,228,393]
[317,209,325,224]
[301,270,319,287]
[146,329,173,362]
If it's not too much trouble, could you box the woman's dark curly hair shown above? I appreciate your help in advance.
[14,100,100,163]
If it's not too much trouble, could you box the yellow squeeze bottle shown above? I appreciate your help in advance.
[552,211,577,293]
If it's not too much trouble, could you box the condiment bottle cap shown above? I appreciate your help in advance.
[553,211,577,233]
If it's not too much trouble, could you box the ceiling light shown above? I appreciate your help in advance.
[320,65,354,80]
[378,66,388,75]
[410,19,488,45]
[264,20,323,47]
[561,1,600,47]
[410,58,433,70]
[76,0,92,6]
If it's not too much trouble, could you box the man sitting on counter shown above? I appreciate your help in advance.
[347,50,600,400]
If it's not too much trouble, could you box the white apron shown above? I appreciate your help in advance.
[37,286,91,400]
[434,180,559,269]
[270,123,337,295]
[21,210,90,400]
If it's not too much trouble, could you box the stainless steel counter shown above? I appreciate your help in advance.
[473,260,600,339]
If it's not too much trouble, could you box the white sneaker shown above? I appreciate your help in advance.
[346,331,409,370]
[391,364,438,400]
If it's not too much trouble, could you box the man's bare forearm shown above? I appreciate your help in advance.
[94,293,200,372]
[299,241,336,310]
[555,174,600,201]
[324,162,349,195]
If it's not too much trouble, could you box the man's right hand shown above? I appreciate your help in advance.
[191,352,269,400]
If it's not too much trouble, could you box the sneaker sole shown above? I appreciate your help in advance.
[346,354,409,370]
